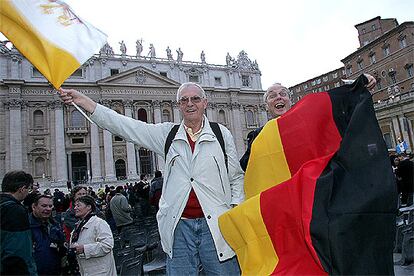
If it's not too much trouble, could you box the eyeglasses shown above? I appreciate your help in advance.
[267,90,289,100]
[178,96,204,105]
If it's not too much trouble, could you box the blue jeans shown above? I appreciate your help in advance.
[166,218,240,275]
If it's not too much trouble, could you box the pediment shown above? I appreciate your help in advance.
[97,66,180,86]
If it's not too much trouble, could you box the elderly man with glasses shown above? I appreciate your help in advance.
[59,82,244,275]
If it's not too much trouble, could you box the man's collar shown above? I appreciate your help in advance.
[184,118,205,142]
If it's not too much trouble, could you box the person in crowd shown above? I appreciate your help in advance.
[70,195,116,276]
[23,181,41,213]
[62,185,88,241]
[59,82,244,275]
[240,74,377,171]
[395,154,414,206]
[110,186,133,235]
[149,170,163,211]
[29,194,66,275]
[396,137,409,155]
[136,174,150,217]
[0,170,37,275]
[53,188,66,213]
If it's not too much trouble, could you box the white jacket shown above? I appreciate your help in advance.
[70,215,116,276]
[91,104,244,261]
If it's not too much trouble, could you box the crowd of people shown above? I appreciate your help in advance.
[1,75,413,275]
[1,170,163,275]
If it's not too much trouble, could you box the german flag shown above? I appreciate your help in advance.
[219,76,397,275]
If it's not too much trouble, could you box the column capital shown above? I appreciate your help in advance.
[123,99,133,109]
[5,98,24,109]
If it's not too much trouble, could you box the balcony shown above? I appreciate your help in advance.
[66,126,88,137]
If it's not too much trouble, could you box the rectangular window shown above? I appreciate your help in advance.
[311,80,316,86]
[189,75,199,83]
[347,67,353,75]
[399,38,407,49]
[241,75,250,87]
[110,69,119,76]
[406,65,413,78]
[159,71,168,77]
[316,78,321,84]
[334,82,340,88]
[214,77,222,86]
[323,76,328,82]
[390,73,397,84]
[376,80,382,90]
[383,46,390,57]
[332,72,338,78]
[357,60,364,70]
[303,84,308,90]
[372,24,376,30]
[72,138,84,144]
[370,54,376,64]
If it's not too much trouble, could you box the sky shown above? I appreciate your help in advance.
[2,0,413,88]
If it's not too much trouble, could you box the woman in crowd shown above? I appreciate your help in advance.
[62,186,88,241]
[70,195,116,276]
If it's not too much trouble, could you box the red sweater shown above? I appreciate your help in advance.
[181,133,204,218]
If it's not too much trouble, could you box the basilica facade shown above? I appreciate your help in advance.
[0,42,267,187]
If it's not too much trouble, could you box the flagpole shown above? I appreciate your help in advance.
[72,102,94,124]
[55,89,94,124]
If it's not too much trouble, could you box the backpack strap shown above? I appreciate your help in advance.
[209,122,228,172]
[164,124,180,159]
[164,122,228,172]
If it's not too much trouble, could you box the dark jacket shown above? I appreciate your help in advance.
[239,126,264,171]
[149,177,163,207]
[29,213,65,275]
[0,193,38,275]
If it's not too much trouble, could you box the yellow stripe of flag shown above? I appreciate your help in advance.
[219,194,278,275]
[244,118,291,199]
[0,0,106,89]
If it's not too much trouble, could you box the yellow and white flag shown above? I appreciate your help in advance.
[0,0,107,88]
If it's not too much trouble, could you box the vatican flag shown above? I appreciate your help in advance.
[0,0,107,88]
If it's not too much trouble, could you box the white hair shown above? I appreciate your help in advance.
[176,82,207,101]
[263,83,290,103]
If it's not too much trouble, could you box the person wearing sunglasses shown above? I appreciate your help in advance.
[59,82,244,275]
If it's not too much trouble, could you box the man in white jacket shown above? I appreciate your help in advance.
[60,82,244,275]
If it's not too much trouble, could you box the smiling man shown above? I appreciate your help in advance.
[29,195,66,275]
[59,82,244,275]
[240,74,377,171]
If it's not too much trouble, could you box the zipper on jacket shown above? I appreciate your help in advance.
[213,156,225,195]
[166,154,179,181]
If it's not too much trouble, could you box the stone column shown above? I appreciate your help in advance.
[67,153,72,182]
[230,102,244,157]
[103,129,116,181]
[172,102,181,123]
[86,151,91,182]
[8,98,23,169]
[53,101,68,185]
[207,102,215,121]
[90,122,102,183]
[259,104,269,126]
[101,100,116,182]
[10,51,22,79]
[124,100,139,180]
[153,100,165,170]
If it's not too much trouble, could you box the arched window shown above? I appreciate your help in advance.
[162,109,171,122]
[218,110,226,125]
[138,108,148,122]
[34,157,45,177]
[33,110,44,128]
[246,110,255,126]
[71,110,85,127]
